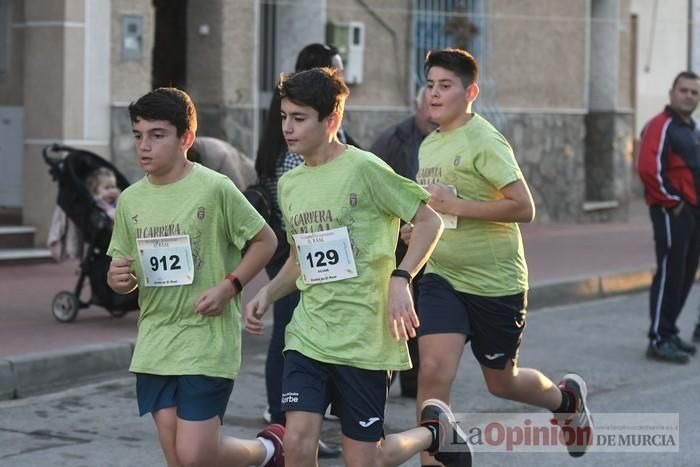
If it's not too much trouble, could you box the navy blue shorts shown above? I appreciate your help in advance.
[135,373,234,423]
[417,273,527,369]
[281,350,390,442]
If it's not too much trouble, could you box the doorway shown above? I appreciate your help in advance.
[152,0,187,90]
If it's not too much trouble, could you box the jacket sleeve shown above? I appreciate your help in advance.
[370,128,409,177]
[637,115,681,207]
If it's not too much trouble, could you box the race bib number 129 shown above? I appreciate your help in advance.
[293,227,358,285]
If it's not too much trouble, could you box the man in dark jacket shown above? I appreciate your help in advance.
[371,87,435,180]
[637,70,700,364]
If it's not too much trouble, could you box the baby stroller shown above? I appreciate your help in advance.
[43,143,139,322]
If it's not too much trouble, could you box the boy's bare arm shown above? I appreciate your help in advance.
[195,224,277,316]
[245,247,301,335]
[265,247,302,302]
[398,203,443,276]
[428,178,535,223]
[230,224,278,287]
[388,203,443,341]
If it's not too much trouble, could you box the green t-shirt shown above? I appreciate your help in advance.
[278,146,429,370]
[417,114,528,296]
[107,164,265,379]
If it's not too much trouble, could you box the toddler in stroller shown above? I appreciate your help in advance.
[86,167,121,220]
[43,144,139,322]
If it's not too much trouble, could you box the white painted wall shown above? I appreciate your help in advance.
[589,0,621,111]
[630,0,689,134]
[0,106,23,207]
[84,0,110,145]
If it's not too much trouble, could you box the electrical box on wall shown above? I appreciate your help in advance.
[326,21,365,85]
[121,15,143,61]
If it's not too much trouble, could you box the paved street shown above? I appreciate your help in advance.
[1,288,699,467]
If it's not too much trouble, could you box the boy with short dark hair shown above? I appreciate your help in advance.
[107,87,285,467]
[245,67,472,467]
[410,48,594,464]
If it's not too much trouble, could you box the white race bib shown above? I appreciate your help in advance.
[423,184,458,229]
[137,235,195,287]
[293,227,358,285]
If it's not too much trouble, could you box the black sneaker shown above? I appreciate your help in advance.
[420,398,472,467]
[555,373,594,457]
[693,324,700,343]
[646,340,690,364]
[670,334,697,355]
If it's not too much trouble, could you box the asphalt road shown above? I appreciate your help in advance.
[1,288,699,467]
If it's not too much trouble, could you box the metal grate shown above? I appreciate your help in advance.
[412,0,456,86]
[413,0,487,85]
[412,0,505,130]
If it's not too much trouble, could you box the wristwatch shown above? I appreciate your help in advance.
[390,269,413,283]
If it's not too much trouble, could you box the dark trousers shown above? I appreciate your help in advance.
[264,262,300,424]
[648,204,700,341]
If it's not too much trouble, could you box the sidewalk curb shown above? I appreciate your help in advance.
[0,267,661,401]
[529,266,654,310]
[0,340,135,400]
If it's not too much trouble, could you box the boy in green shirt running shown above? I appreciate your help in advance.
[245,68,472,466]
[408,48,594,464]
[107,87,285,467]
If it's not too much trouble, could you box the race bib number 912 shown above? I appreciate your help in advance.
[137,235,194,287]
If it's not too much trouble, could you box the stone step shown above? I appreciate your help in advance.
[0,248,54,265]
[0,225,36,249]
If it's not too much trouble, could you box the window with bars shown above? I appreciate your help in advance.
[412,0,484,85]
[412,0,504,128]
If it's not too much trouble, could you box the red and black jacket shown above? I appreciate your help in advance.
[637,106,700,208]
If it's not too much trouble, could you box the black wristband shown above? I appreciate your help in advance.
[224,273,243,293]
[391,268,413,283]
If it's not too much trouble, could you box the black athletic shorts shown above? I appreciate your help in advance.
[281,350,390,442]
[417,273,527,369]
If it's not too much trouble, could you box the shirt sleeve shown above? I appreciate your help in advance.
[106,196,134,259]
[221,176,266,250]
[472,134,523,190]
[365,156,430,223]
[277,175,296,247]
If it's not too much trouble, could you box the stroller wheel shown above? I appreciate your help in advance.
[108,309,128,318]
[52,291,79,323]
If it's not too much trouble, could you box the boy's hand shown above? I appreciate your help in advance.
[400,223,414,245]
[387,278,420,341]
[244,288,271,335]
[194,281,236,316]
[427,183,457,215]
[107,257,137,294]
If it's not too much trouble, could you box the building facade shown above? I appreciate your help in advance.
[0,0,689,245]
